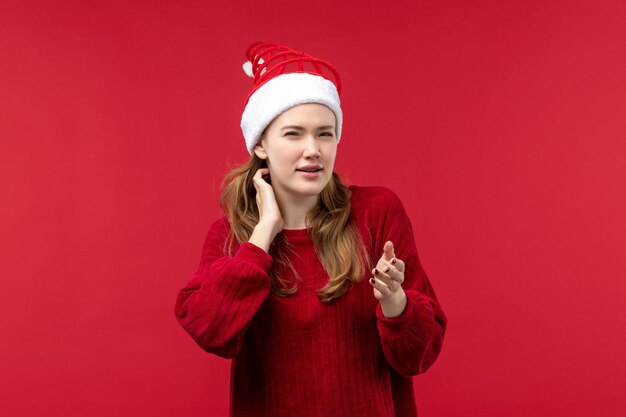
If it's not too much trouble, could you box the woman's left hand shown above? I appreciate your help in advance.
[369,241,406,302]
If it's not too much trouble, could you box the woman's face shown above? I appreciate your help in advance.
[253,103,338,199]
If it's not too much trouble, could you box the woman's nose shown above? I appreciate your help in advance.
[303,135,321,157]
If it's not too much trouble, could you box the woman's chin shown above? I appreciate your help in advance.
[288,182,328,197]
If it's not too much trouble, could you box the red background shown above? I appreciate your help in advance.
[1,0,625,416]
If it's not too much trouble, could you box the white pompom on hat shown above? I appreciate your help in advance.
[240,41,343,155]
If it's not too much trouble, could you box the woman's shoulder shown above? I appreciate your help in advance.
[209,214,231,231]
[348,184,405,210]
[203,214,232,243]
[347,185,412,242]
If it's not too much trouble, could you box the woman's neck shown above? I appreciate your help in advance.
[273,189,319,229]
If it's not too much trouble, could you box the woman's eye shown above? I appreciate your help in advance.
[284,131,333,137]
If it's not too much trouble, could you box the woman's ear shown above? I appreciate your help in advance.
[253,139,268,160]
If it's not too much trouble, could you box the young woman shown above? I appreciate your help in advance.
[174,41,447,417]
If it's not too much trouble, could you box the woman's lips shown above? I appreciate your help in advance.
[297,169,322,178]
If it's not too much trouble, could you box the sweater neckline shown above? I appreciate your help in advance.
[280,227,311,241]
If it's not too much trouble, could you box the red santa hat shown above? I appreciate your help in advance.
[240,41,343,155]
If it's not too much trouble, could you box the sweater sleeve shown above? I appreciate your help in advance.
[173,217,273,359]
[372,188,448,377]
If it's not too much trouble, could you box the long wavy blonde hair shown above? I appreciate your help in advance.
[218,153,371,303]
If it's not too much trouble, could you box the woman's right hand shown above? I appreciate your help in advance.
[251,168,284,238]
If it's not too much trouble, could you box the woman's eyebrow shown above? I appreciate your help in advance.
[281,125,335,130]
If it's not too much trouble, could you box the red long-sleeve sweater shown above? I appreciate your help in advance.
[174,185,447,417]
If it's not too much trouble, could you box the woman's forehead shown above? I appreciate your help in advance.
[275,103,336,126]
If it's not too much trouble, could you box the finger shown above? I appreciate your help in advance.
[253,168,271,188]
[383,241,395,260]
[252,168,263,184]
[382,256,405,272]
[371,287,383,300]
[388,257,405,273]
[372,267,400,291]
[369,277,393,298]
[256,168,269,177]
[253,169,268,204]
[380,255,404,271]
[378,262,404,284]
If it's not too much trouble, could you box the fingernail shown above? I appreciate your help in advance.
[391,258,396,264]
[370,278,376,285]
[374,269,379,275]
[384,267,390,273]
